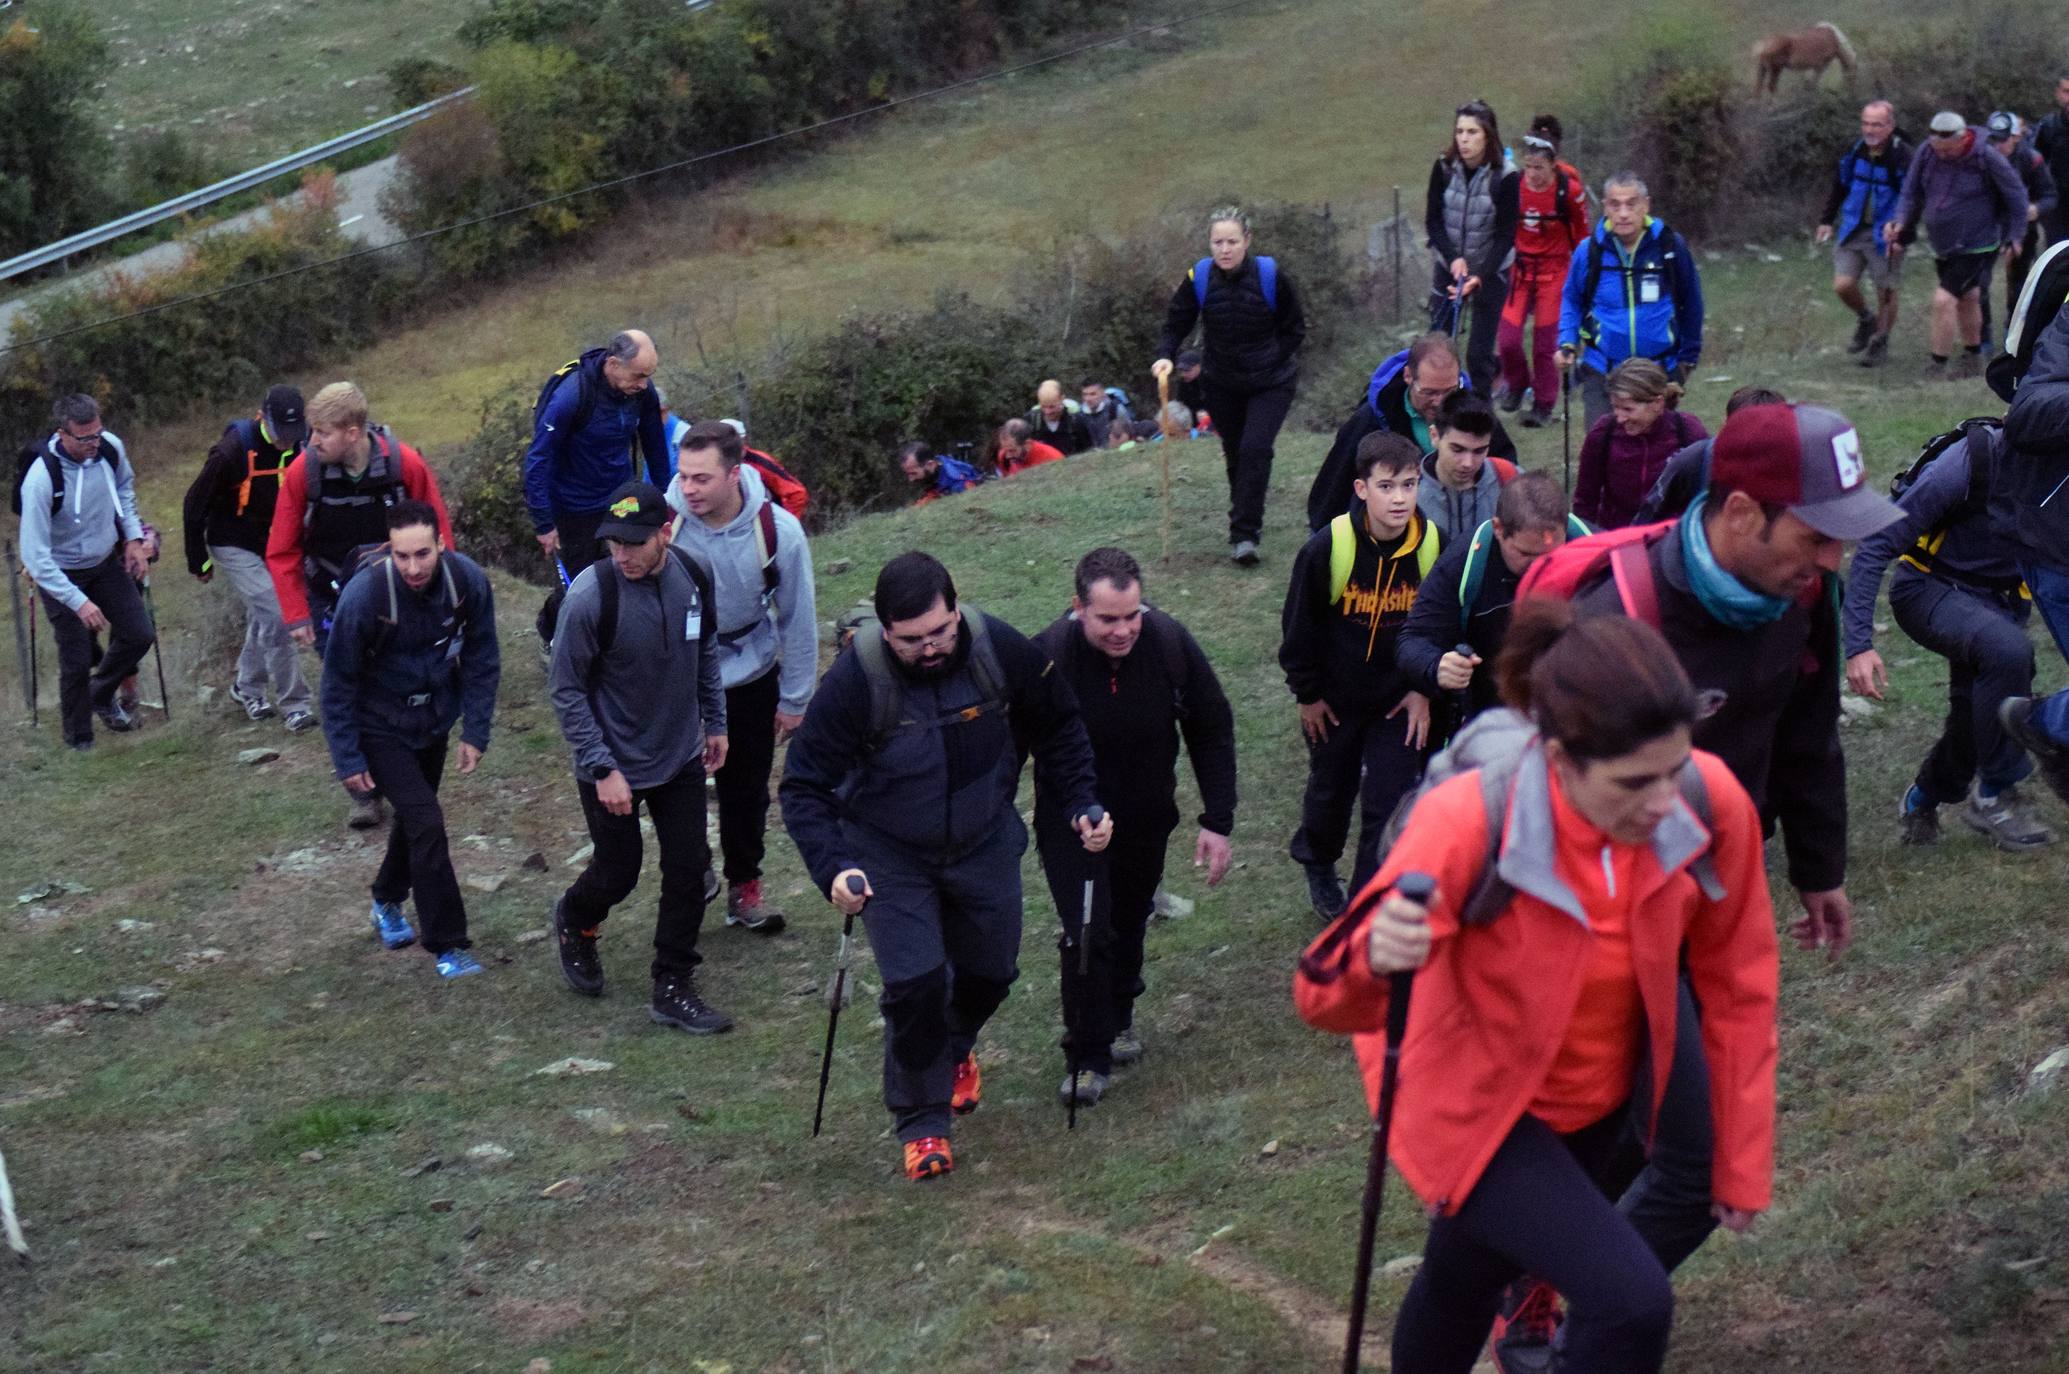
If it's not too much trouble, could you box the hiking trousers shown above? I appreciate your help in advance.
[38,551,155,747]
[1888,568,2034,801]
[1199,379,1295,547]
[713,666,780,884]
[1498,258,1569,407]
[362,732,470,955]
[1290,699,1427,897]
[1038,822,1173,1076]
[209,544,311,715]
[1392,1110,1674,1374]
[564,761,711,979]
[847,815,1027,1143]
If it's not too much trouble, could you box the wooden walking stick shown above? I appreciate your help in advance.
[1156,372,1178,563]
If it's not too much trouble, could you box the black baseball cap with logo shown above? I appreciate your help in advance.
[263,385,308,448]
[595,481,671,542]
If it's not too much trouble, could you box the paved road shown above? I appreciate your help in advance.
[0,155,402,342]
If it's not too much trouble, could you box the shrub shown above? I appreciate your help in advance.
[386,57,471,109]
[118,130,223,210]
[444,381,542,580]
[0,3,112,257]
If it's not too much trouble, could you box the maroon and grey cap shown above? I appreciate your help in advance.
[1706,404,1901,541]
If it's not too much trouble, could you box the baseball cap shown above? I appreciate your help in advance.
[1986,110,2018,139]
[262,385,307,447]
[594,480,670,542]
[1928,111,1966,137]
[1707,404,1900,542]
[719,418,746,438]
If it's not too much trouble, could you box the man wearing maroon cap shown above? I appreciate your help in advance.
[1566,403,1899,1268]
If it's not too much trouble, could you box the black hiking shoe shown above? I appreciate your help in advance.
[1489,1279,1562,1373]
[1846,315,1877,353]
[1858,333,1889,367]
[346,794,386,830]
[1303,862,1348,923]
[1230,540,1260,566]
[650,973,733,1034]
[1999,697,2069,807]
[1495,386,1524,413]
[95,700,138,733]
[1520,407,1555,429]
[1897,785,1941,847]
[553,896,605,996]
[1962,782,2054,851]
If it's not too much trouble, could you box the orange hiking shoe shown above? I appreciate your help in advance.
[951,1051,982,1116]
[903,1136,954,1182]
[1489,1278,1562,1373]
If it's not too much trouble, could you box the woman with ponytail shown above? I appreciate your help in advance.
[1296,602,1779,1374]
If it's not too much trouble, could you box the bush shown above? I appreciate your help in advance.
[386,57,471,109]
[0,3,112,257]
[444,381,543,580]
[119,130,222,209]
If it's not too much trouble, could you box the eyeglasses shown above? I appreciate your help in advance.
[892,625,958,652]
[60,428,103,445]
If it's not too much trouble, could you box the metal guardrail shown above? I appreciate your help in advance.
[0,85,476,284]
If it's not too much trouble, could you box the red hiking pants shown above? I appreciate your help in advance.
[1498,256,1570,409]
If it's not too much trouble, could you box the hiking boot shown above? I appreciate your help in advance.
[229,683,275,721]
[1897,784,1941,846]
[95,700,138,733]
[1489,1279,1562,1374]
[434,949,485,980]
[282,709,317,734]
[1229,540,1260,567]
[347,794,386,830]
[1058,1068,1110,1107]
[1520,407,1555,429]
[1858,333,1889,367]
[1303,862,1348,923]
[903,1135,954,1182]
[1111,1026,1145,1066]
[1999,697,2069,807]
[1846,314,1877,353]
[1962,783,2054,851]
[702,867,720,903]
[650,973,734,1034]
[370,899,416,950]
[1495,386,1524,413]
[552,896,604,996]
[69,739,93,753]
[724,879,786,934]
[951,1051,982,1116]
[1951,351,1984,380]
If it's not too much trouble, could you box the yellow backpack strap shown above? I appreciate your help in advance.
[1415,516,1440,580]
[1328,513,1354,604]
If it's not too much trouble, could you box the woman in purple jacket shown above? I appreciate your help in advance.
[1572,360,1707,529]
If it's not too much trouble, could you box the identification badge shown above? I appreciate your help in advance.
[685,610,696,642]
[1639,277,1661,304]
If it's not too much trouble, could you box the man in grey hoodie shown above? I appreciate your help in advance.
[548,481,733,1034]
[1414,389,1514,544]
[1886,111,2029,379]
[17,394,156,750]
[666,420,817,934]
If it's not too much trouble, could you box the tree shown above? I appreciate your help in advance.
[0,4,113,259]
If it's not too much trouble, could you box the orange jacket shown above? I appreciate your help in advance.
[997,439,1065,478]
[265,436,453,631]
[1294,747,1778,1216]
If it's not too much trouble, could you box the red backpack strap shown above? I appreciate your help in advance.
[1609,538,1662,629]
[754,499,779,597]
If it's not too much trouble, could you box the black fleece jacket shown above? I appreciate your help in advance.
[181,420,297,574]
[1281,508,1430,714]
[1033,608,1238,840]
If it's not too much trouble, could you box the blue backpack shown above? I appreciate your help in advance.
[1364,348,1474,417]
[1192,256,1279,311]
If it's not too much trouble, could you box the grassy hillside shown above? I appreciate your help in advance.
[5,0,2068,1369]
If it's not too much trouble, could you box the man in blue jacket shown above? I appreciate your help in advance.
[321,500,502,977]
[1556,173,1705,427]
[1814,101,1911,368]
[523,330,672,578]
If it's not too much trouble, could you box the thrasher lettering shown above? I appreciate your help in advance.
[1339,581,1418,619]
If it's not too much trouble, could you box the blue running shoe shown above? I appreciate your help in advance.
[370,899,416,949]
[434,949,484,980]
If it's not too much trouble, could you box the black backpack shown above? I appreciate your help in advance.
[1891,416,2001,507]
[534,353,601,439]
[838,602,1012,755]
[13,439,125,542]
[539,546,717,678]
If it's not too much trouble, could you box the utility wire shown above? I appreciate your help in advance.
[1,0,1267,357]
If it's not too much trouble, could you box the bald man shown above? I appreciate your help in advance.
[523,329,675,577]
[1025,379,1095,456]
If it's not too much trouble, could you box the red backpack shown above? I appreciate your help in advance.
[1515,521,1677,626]
[744,446,809,520]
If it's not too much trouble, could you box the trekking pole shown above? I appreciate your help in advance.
[811,874,867,1138]
[7,542,29,717]
[1340,871,1436,1374]
[1560,368,1573,495]
[0,1142,27,1265]
[1156,374,1176,564]
[27,577,40,727]
[140,579,171,722]
[1066,805,1106,1131]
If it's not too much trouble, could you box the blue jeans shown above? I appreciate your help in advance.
[2017,560,2069,746]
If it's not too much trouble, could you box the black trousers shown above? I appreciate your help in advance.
[1429,265,1508,395]
[362,733,470,955]
[38,551,155,746]
[1199,379,1296,546]
[1039,823,1173,1075]
[1392,1110,1675,1374]
[1888,568,2036,801]
[1289,699,1427,897]
[563,761,712,978]
[713,666,780,883]
[553,507,609,578]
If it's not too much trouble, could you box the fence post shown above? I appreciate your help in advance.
[1391,185,1402,320]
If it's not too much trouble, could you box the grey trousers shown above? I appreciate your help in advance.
[209,544,310,713]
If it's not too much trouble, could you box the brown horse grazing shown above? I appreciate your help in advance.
[1753,22,1857,95]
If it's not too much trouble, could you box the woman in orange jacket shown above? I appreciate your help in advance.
[1295,601,1779,1374]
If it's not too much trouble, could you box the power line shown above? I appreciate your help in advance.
[1,0,1267,358]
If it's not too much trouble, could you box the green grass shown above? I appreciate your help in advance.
[4,0,2069,1369]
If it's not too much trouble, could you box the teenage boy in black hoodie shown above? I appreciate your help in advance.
[1280,432,1435,922]
[1034,547,1239,1108]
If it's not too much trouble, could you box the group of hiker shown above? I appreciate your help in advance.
[17,74,2069,1374]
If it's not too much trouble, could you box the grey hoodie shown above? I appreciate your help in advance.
[1416,449,1504,546]
[549,550,727,790]
[665,463,818,716]
[18,433,145,611]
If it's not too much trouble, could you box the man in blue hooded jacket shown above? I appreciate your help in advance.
[523,330,673,578]
[1814,100,1911,367]
[1556,173,1705,427]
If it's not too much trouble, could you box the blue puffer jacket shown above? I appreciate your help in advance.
[1558,218,1705,375]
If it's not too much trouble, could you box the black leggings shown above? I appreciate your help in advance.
[1392,1111,1675,1374]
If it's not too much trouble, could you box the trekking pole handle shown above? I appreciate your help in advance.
[845,875,866,896]
[1454,642,1474,658]
[1080,804,1105,828]
[1386,873,1436,1039]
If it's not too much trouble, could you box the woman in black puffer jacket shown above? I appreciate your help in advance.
[1153,205,1307,566]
